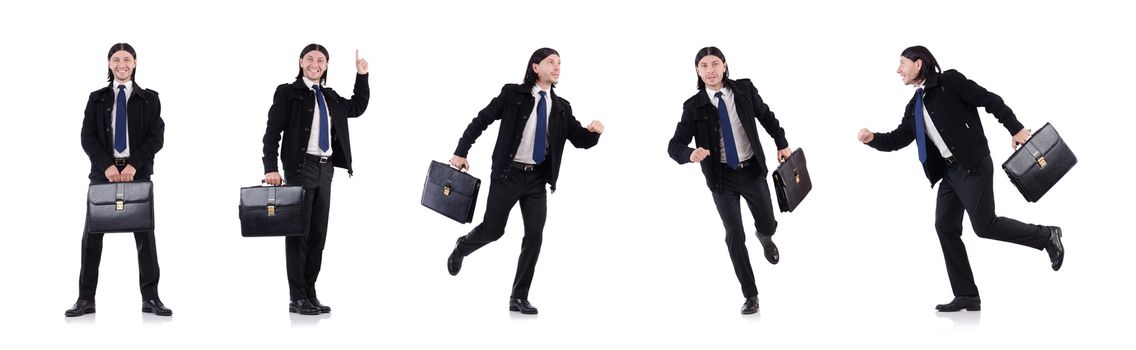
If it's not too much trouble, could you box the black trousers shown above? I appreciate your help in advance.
[78,173,160,301]
[710,163,777,298]
[455,164,548,300]
[284,156,334,301]
[935,155,1049,297]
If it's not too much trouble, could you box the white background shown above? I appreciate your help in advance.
[3,0,1133,348]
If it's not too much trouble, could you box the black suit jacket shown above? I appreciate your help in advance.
[867,70,1024,186]
[263,74,370,176]
[454,84,600,192]
[81,83,165,180]
[668,78,788,193]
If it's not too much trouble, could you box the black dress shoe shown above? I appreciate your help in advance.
[509,298,538,315]
[741,296,759,315]
[290,299,321,315]
[935,296,981,312]
[1046,226,1064,271]
[142,299,172,316]
[448,247,464,276]
[756,234,779,265]
[64,299,96,317]
[308,298,331,313]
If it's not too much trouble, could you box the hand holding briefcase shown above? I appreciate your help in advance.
[1002,123,1076,202]
[239,184,306,237]
[772,148,812,213]
[421,161,481,224]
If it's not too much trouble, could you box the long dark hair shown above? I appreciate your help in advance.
[522,47,559,88]
[695,46,729,90]
[106,43,137,83]
[296,43,330,84]
[900,45,941,82]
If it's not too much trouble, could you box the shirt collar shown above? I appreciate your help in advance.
[531,84,550,97]
[302,77,320,90]
[706,85,731,101]
[113,80,133,92]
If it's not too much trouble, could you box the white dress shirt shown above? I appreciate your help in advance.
[304,77,333,157]
[111,80,132,158]
[514,85,552,164]
[916,84,953,158]
[707,86,754,163]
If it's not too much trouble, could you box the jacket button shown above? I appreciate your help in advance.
[304,127,310,131]
[301,147,307,151]
[308,108,314,112]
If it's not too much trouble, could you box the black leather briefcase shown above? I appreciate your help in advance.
[239,185,306,237]
[1002,123,1076,202]
[771,148,812,213]
[87,181,154,234]
[422,161,481,223]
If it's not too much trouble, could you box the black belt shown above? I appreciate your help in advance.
[509,161,541,172]
[305,154,330,164]
[722,159,755,170]
[943,156,958,166]
[114,158,128,166]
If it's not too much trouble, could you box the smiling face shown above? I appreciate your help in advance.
[300,51,328,82]
[531,54,561,87]
[697,55,727,90]
[897,56,923,86]
[108,50,135,83]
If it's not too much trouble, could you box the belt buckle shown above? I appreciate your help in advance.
[524,164,534,171]
[114,158,127,166]
[319,156,329,164]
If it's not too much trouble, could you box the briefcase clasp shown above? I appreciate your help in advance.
[443,183,453,197]
[267,205,276,216]
[794,169,801,184]
[1037,156,1047,168]
[115,199,124,211]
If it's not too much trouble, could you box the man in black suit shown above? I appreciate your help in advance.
[668,47,793,315]
[262,44,369,315]
[446,48,603,315]
[858,45,1065,312]
[67,43,171,317]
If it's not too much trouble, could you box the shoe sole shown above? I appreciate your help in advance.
[1050,228,1064,271]
[936,306,981,312]
[289,307,320,316]
[142,307,172,316]
[509,306,538,315]
[65,309,96,317]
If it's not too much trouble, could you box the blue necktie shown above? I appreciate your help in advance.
[314,85,330,152]
[533,91,548,164]
[114,85,127,153]
[716,91,739,169]
[913,88,927,163]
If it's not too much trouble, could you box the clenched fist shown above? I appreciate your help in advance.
[858,128,874,144]
[690,147,710,163]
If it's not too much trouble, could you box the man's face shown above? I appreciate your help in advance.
[697,55,726,89]
[897,56,923,86]
[531,54,561,86]
[300,51,328,82]
[108,50,135,83]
